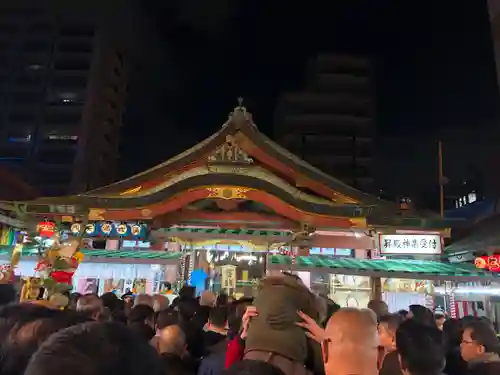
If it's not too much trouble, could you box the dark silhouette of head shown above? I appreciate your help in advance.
[24,322,163,375]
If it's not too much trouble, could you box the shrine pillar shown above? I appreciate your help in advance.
[370,276,382,301]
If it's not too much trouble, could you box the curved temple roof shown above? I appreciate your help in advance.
[6,102,452,230]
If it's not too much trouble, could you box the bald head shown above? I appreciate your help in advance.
[157,325,185,356]
[323,308,378,375]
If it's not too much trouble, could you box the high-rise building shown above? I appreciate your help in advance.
[488,0,500,89]
[275,54,375,192]
[0,1,137,196]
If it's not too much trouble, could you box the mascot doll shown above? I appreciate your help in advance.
[34,235,84,297]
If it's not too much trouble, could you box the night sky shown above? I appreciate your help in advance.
[119,0,499,209]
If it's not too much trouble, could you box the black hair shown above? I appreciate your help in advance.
[127,304,155,325]
[216,293,228,307]
[2,310,90,375]
[409,304,436,327]
[398,309,409,319]
[156,308,180,330]
[224,360,286,375]
[396,319,445,375]
[227,298,253,337]
[209,306,227,328]
[178,286,195,300]
[24,322,163,375]
[0,285,16,306]
[442,318,462,350]
[0,304,60,343]
[379,313,403,332]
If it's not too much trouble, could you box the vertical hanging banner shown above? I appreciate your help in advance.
[221,265,237,290]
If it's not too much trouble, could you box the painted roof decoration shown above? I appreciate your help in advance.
[268,255,500,281]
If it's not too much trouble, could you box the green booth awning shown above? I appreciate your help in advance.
[268,255,500,282]
[0,247,183,265]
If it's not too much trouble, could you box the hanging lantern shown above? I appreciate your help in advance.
[131,224,141,236]
[37,220,56,238]
[116,223,128,236]
[101,222,112,236]
[70,223,81,235]
[85,224,95,235]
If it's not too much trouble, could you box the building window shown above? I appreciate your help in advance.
[54,60,90,71]
[47,135,78,141]
[58,41,92,53]
[59,26,94,38]
[37,149,76,164]
[46,90,83,105]
[7,131,31,143]
[23,40,50,53]
[468,192,477,204]
[44,111,81,124]
[51,75,88,89]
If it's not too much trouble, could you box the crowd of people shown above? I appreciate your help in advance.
[0,273,499,375]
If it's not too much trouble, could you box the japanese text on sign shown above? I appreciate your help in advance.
[378,234,442,255]
[221,265,237,289]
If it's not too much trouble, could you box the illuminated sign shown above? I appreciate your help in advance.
[378,234,442,255]
[475,255,500,272]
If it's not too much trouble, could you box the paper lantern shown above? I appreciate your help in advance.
[37,221,56,238]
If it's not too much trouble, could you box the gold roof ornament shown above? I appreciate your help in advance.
[227,97,256,129]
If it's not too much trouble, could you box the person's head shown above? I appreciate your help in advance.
[0,285,16,306]
[323,308,378,375]
[76,294,103,320]
[442,318,462,349]
[156,308,180,331]
[216,293,228,307]
[396,319,445,375]
[24,322,163,375]
[223,360,286,375]
[134,294,154,309]
[157,325,186,356]
[367,300,388,320]
[152,294,169,312]
[434,308,446,329]
[398,309,409,320]
[0,310,90,375]
[178,286,195,300]
[408,305,435,327]
[460,320,500,362]
[208,306,227,329]
[100,292,119,311]
[128,304,155,329]
[0,304,60,342]
[199,291,216,307]
[378,314,402,350]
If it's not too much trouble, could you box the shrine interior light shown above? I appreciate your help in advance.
[434,286,500,295]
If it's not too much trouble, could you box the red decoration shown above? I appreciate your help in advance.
[475,255,500,272]
[50,271,75,285]
[37,221,56,238]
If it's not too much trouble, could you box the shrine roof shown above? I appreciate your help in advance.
[79,102,393,207]
[268,255,499,282]
[0,246,182,265]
